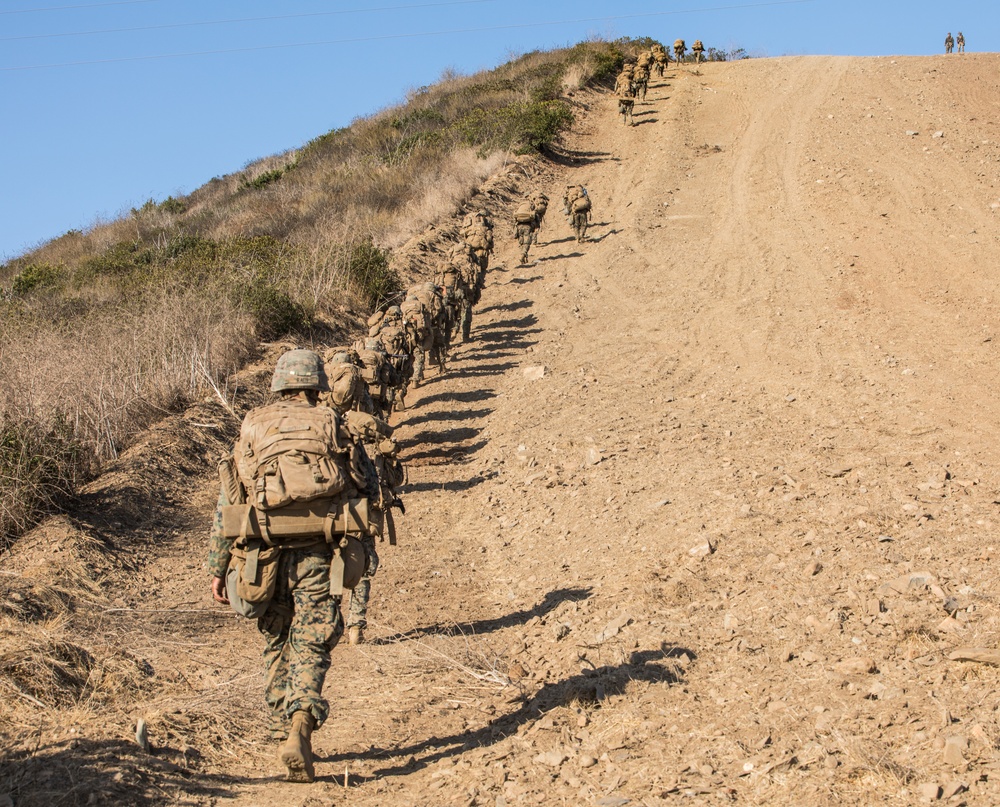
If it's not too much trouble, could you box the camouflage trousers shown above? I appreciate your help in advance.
[459,299,473,343]
[346,538,379,629]
[257,544,343,739]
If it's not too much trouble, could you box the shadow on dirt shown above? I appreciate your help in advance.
[398,426,482,452]
[537,252,583,262]
[328,644,695,774]
[633,118,658,126]
[547,148,618,167]
[372,587,592,645]
[399,407,493,429]
[0,738,235,807]
[413,389,497,406]
[477,299,534,315]
[404,440,488,465]
[399,474,492,493]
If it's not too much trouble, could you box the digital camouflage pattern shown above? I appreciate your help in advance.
[258,545,344,738]
[346,537,379,630]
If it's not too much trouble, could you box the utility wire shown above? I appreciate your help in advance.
[1,0,816,71]
[0,0,501,41]
[2,0,159,14]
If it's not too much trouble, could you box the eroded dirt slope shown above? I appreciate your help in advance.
[6,53,1000,807]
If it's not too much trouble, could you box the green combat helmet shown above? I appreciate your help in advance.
[270,349,328,392]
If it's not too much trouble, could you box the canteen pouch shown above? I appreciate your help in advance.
[226,543,281,619]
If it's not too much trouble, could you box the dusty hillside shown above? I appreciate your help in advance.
[5,52,1000,806]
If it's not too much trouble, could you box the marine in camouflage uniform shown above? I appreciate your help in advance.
[513,198,540,266]
[374,306,412,410]
[956,32,965,53]
[945,33,954,54]
[652,44,669,77]
[530,192,549,245]
[633,58,650,101]
[208,349,371,783]
[691,40,705,63]
[614,69,636,126]
[339,409,404,644]
[674,38,687,64]
[563,184,592,242]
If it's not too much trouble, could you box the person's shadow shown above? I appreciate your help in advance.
[319,643,696,778]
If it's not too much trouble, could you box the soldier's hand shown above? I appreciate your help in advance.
[211,575,229,604]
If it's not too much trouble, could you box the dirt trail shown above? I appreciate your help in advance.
[6,53,1000,806]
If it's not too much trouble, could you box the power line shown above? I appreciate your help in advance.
[1,0,817,72]
[0,0,501,41]
[1,0,159,14]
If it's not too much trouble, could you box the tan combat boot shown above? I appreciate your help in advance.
[278,711,315,782]
[348,625,364,645]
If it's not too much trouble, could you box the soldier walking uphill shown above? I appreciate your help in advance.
[615,70,636,127]
[530,191,549,244]
[461,209,494,295]
[632,54,649,101]
[652,43,669,77]
[208,349,378,783]
[674,38,687,65]
[321,350,404,647]
[691,40,705,63]
[945,32,954,54]
[563,184,592,243]
[513,198,540,266]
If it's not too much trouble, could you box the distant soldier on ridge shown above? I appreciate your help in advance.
[945,32,954,54]
[691,40,705,63]
[674,38,687,64]
[956,32,965,53]
[652,43,669,77]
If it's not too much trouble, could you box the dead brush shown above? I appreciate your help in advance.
[832,730,916,788]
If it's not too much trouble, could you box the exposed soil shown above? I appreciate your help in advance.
[5,53,1000,806]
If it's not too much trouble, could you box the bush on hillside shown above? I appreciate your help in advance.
[0,417,85,550]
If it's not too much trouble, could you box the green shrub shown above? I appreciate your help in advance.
[241,168,285,191]
[235,276,308,338]
[454,100,573,154]
[159,196,187,214]
[11,264,64,296]
[345,239,399,310]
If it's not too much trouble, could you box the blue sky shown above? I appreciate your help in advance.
[1,0,994,261]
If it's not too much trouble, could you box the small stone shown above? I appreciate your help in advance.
[937,617,964,634]
[888,571,936,594]
[537,750,568,768]
[943,735,968,766]
[522,365,547,381]
[941,780,967,798]
[579,755,597,768]
[688,538,715,557]
[135,718,151,754]
[583,447,602,466]
[805,561,823,576]
[917,782,941,802]
[507,662,527,682]
[836,657,877,675]
[906,130,919,136]
[932,131,944,139]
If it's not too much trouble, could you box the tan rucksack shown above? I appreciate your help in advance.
[514,201,536,224]
[401,297,429,340]
[234,400,348,512]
